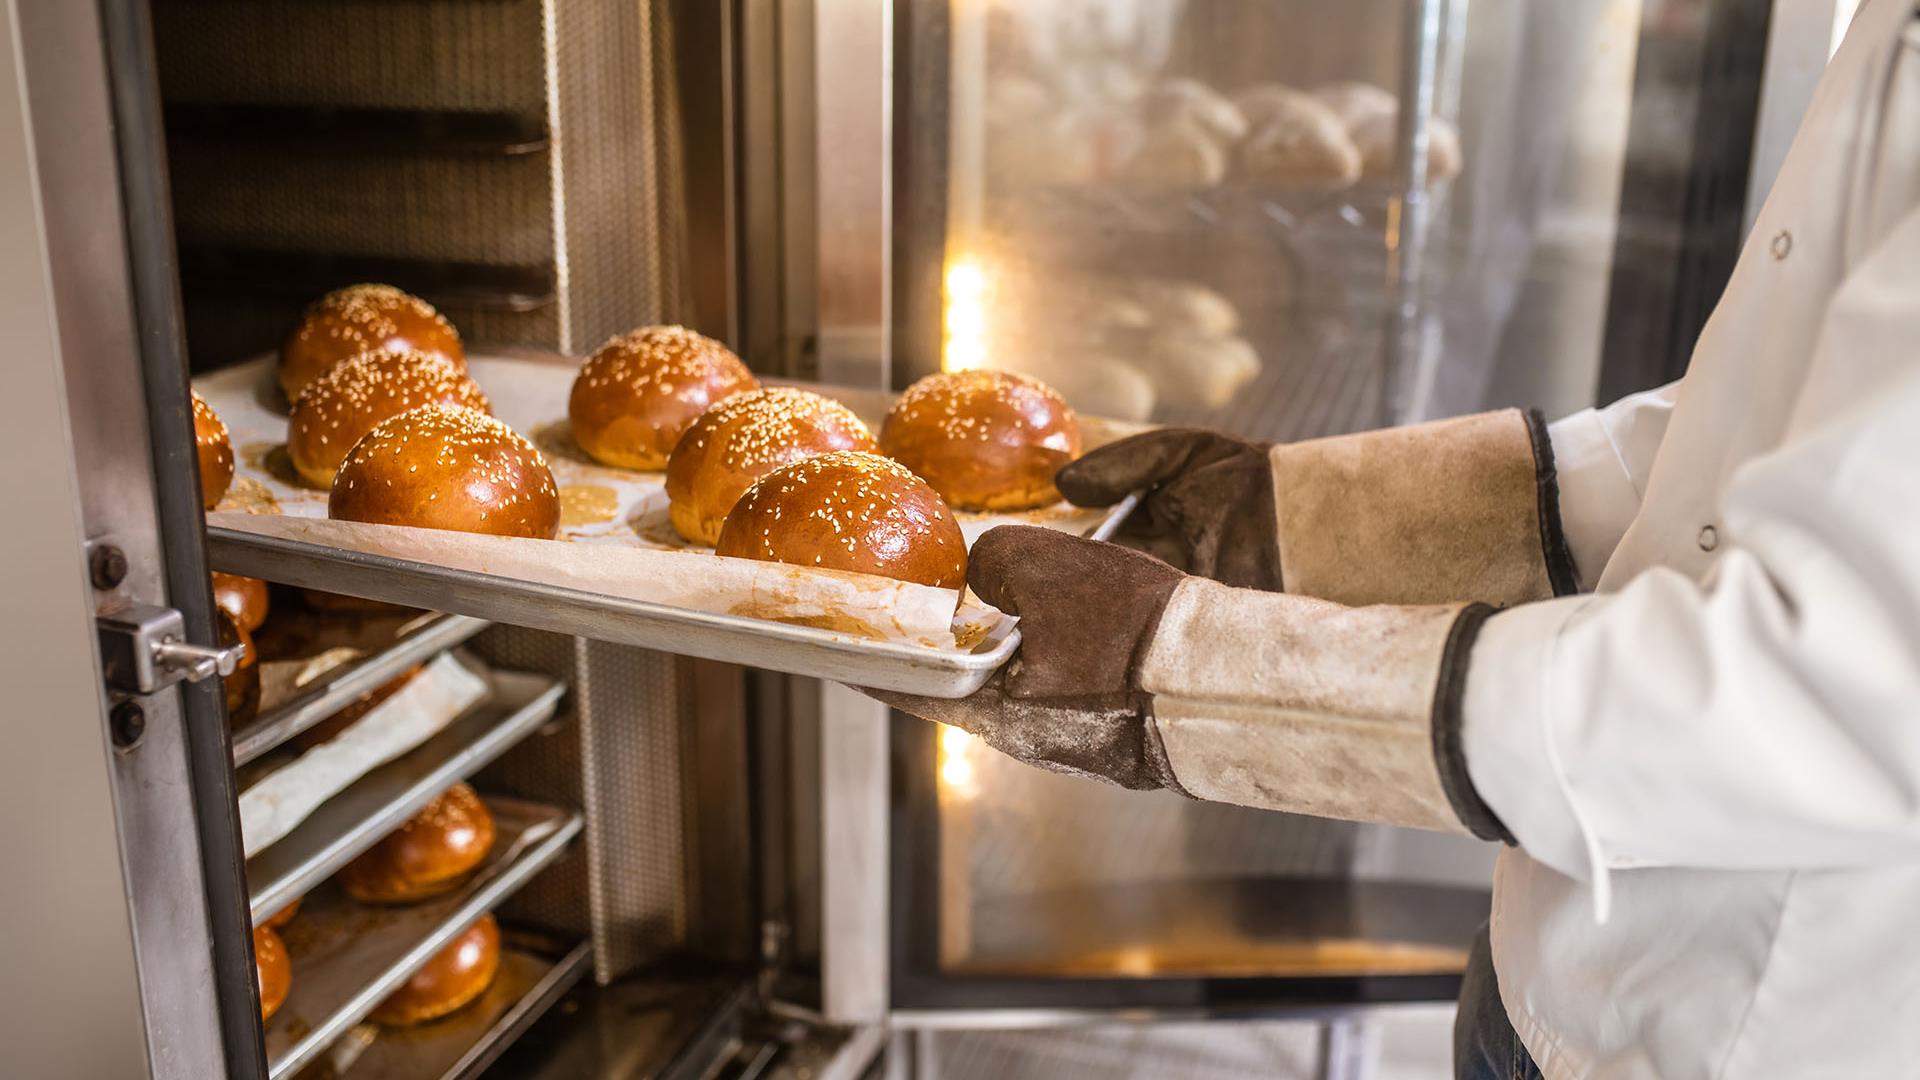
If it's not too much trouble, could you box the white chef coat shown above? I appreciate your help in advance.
[1460,0,1920,1075]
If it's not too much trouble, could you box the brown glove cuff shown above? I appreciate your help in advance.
[1268,408,1579,607]
[1430,603,1517,845]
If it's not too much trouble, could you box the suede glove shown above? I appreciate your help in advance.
[868,525,1514,839]
[1062,410,1579,607]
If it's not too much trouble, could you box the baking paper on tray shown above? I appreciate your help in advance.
[195,354,1119,651]
[239,652,488,856]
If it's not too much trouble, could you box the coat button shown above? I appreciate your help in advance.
[1770,231,1792,260]
[1698,525,1719,552]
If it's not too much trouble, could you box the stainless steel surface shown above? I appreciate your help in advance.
[889,999,1450,1033]
[820,681,890,1025]
[264,799,583,1079]
[467,630,701,982]
[482,969,757,1079]
[0,0,152,1071]
[209,527,1019,698]
[343,938,594,1080]
[811,0,894,388]
[1382,0,1447,423]
[96,600,249,694]
[232,613,492,766]
[247,667,565,923]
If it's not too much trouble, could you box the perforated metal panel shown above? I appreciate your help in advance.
[470,627,691,982]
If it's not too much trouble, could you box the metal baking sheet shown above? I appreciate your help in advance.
[246,669,565,923]
[335,937,593,1080]
[264,798,583,1080]
[233,611,492,766]
[209,493,1134,700]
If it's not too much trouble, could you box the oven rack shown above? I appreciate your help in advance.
[341,935,594,1080]
[263,797,583,1080]
[232,612,492,767]
[246,666,564,924]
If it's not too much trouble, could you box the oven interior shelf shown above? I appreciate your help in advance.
[263,797,583,1080]
[233,612,493,767]
[338,935,594,1080]
[246,666,565,924]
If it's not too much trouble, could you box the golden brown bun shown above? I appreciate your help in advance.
[879,370,1082,511]
[568,325,757,470]
[279,284,464,403]
[211,573,270,633]
[665,388,877,546]
[264,898,299,929]
[288,349,490,489]
[714,451,967,589]
[218,608,260,728]
[370,914,499,1027]
[193,391,234,511]
[328,405,560,540]
[290,666,421,753]
[339,784,495,904]
[254,925,291,1024]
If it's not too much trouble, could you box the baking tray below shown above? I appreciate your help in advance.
[264,798,582,1080]
[246,667,565,924]
[330,936,593,1080]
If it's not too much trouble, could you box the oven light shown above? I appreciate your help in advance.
[942,257,990,373]
[939,754,976,792]
[937,723,980,797]
[939,725,976,754]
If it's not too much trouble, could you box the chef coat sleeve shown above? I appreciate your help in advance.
[1458,207,1920,890]
[1546,383,1677,591]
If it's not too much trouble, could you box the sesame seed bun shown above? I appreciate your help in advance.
[254,925,291,1024]
[370,914,500,1027]
[338,783,495,905]
[211,572,270,633]
[666,387,877,546]
[193,390,234,511]
[879,370,1082,511]
[714,451,967,589]
[328,404,560,540]
[288,349,491,489]
[567,325,758,471]
[278,284,464,403]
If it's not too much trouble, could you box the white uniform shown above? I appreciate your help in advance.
[1463,0,1920,1074]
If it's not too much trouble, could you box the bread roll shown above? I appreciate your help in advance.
[211,573,269,633]
[264,898,299,929]
[1117,119,1228,189]
[1351,110,1463,183]
[254,925,291,1024]
[1138,331,1262,409]
[290,666,420,753]
[715,451,967,589]
[879,370,1081,511]
[193,391,234,511]
[329,405,560,540]
[217,608,259,728]
[990,355,1156,423]
[1233,86,1361,190]
[338,783,495,904]
[1127,279,1240,337]
[1142,79,1249,144]
[288,349,490,489]
[1309,81,1398,130]
[279,284,464,403]
[568,325,758,470]
[369,914,499,1027]
[665,388,877,546]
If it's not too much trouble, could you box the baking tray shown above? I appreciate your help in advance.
[326,935,593,1080]
[209,493,1135,699]
[263,797,582,1080]
[246,669,565,924]
[233,611,492,766]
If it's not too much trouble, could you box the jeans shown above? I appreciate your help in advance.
[1453,922,1543,1080]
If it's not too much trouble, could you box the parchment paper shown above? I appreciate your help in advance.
[239,652,489,856]
[195,355,1123,651]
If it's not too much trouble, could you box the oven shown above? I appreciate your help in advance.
[0,0,1825,1077]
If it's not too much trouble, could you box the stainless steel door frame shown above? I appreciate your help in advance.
[2,0,264,1075]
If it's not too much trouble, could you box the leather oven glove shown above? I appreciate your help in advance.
[1059,409,1578,606]
[867,525,1510,838]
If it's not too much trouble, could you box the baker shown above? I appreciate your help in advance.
[873,2,1920,1075]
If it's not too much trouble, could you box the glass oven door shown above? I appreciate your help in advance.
[884,0,1786,1019]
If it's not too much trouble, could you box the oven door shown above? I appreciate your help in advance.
[830,0,1796,1039]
